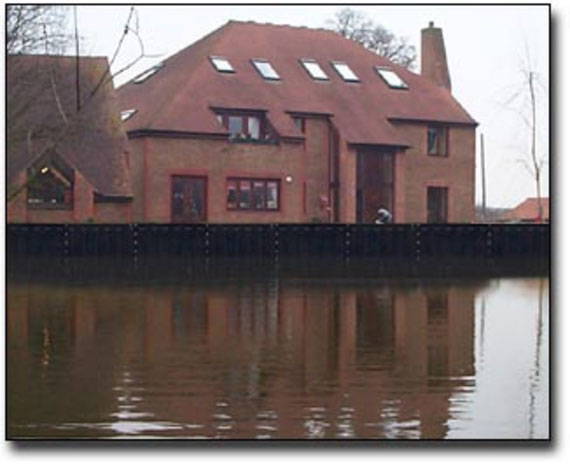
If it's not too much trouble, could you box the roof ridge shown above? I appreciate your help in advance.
[227,19,337,34]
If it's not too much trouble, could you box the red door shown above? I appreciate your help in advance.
[171,176,207,223]
[356,151,394,223]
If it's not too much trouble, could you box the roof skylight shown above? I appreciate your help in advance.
[300,59,328,80]
[133,63,163,84]
[210,56,234,73]
[252,59,280,80]
[376,66,408,89]
[331,61,359,82]
[120,109,137,121]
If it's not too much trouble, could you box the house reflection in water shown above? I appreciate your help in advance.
[7,278,483,439]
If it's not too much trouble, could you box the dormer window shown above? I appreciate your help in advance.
[376,66,408,89]
[132,63,163,84]
[215,110,274,142]
[120,109,137,121]
[210,56,234,73]
[300,59,328,80]
[331,61,359,82]
[252,59,280,80]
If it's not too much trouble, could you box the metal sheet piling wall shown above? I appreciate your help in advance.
[6,223,550,259]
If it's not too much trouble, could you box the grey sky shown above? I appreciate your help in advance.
[74,4,550,209]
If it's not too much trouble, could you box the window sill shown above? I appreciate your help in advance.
[27,203,73,211]
[227,208,280,212]
[229,136,279,145]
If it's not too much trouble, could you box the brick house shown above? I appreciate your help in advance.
[118,20,477,224]
[502,197,549,223]
[7,55,133,223]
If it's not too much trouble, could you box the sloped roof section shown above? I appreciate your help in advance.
[7,54,132,196]
[118,20,477,146]
[505,197,549,221]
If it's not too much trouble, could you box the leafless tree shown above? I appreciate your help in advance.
[326,8,417,70]
[7,6,148,201]
[503,48,548,221]
[7,4,70,54]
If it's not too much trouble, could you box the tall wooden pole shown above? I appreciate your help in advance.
[480,133,487,221]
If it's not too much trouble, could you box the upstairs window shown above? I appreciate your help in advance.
[427,126,448,156]
[252,59,280,80]
[210,56,234,73]
[292,116,305,133]
[331,61,359,82]
[215,110,274,142]
[300,59,328,80]
[375,66,408,89]
[133,63,163,84]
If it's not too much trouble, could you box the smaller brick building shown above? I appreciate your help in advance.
[503,197,549,223]
[118,20,477,224]
[7,55,133,223]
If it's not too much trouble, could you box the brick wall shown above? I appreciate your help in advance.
[8,169,132,224]
[93,201,132,223]
[303,117,332,222]
[7,172,28,223]
[130,117,337,223]
[392,122,475,223]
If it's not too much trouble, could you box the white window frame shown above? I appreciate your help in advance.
[210,56,235,73]
[300,59,329,80]
[376,66,408,89]
[252,59,280,80]
[331,61,359,82]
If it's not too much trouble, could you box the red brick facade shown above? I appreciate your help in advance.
[8,22,476,225]
[125,119,474,224]
[118,21,476,224]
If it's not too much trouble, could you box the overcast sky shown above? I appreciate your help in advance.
[74,3,551,209]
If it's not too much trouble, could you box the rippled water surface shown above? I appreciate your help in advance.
[7,267,549,439]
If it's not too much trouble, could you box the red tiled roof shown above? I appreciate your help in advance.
[505,198,549,221]
[118,21,476,146]
[7,54,132,196]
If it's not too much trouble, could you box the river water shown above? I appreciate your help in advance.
[7,264,549,440]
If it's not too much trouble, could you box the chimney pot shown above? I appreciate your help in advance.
[429,21,434,28]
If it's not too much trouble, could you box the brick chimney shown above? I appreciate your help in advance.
[421,21,451,91]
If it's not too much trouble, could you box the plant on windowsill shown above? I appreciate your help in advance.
[228,132,278,145]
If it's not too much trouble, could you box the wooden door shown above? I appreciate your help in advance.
[356,151,394,223]
[171,176,207,223]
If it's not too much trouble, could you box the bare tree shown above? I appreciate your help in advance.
[7,6,149,201]
[326,8,417,70]
[503,48,548,221]
[7,4,70,54]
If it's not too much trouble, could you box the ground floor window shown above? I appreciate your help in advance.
[226,178,280,211]
[427,186,448,223]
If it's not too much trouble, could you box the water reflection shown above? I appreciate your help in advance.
[7,275,549,439]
